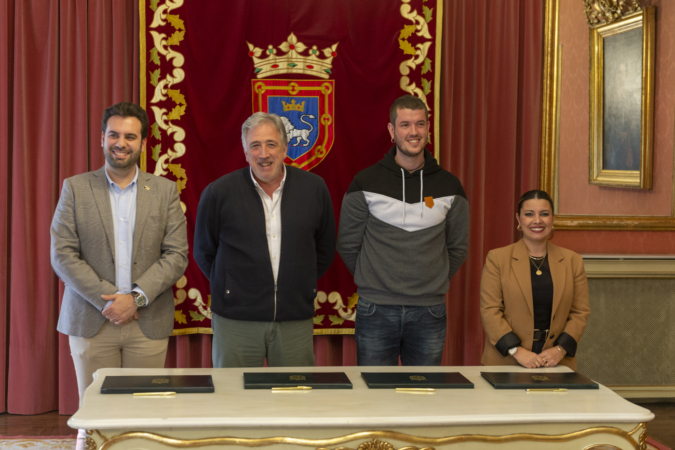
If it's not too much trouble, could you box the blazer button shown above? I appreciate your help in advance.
[549,334,555,340]
[313,289,317,293]
[226,290,230,294]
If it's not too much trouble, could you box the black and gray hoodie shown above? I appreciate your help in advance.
[337,147,469,306]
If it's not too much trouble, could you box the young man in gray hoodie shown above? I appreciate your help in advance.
[337,95,469,365]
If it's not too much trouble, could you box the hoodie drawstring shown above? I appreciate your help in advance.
[401,168,425,227]
[401,168,406,227]
[420,170,424,218]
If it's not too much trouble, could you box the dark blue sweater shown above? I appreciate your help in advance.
[194,166,335,322]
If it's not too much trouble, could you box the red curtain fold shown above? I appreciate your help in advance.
[0,0,15,415]
[9,0,63,415]
[0,0,543,414]
[56,0,90,415]
[440,0,543,365]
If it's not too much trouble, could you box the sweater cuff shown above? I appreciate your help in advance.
[496,331,522,357]
[555,332,578,357]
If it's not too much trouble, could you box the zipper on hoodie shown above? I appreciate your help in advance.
[273,281,278,321]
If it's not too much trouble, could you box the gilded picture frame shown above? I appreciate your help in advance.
[540,1,675,230]
[589,8,655,189]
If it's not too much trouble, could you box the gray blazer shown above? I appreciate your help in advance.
[51,166,188,339]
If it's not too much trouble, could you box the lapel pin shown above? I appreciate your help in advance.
[145,186,150,191]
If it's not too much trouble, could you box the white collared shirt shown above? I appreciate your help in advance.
[250,167,286,282]
[103,167,147,309]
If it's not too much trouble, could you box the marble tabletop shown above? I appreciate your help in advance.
[69,365,654,430]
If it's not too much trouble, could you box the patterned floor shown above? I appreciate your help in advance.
[0,439,75,450]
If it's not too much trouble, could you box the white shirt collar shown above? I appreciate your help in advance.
[104,165,139,188]
[249,165,287,193]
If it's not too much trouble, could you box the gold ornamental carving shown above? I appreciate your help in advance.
[85,436,97,450]
[357,440,394,450]
[93,425,648,449]
[637,422,647,450]
[584,0,641,27]
[319,441,434,450]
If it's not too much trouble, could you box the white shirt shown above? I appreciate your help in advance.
[250,167,287,282]
[103,167,146,310]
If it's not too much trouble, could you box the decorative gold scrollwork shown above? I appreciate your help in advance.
[94,425,648,450]
[85,436,97,450]
[583,0,641,27]
[317,442,434,450]
[358,440,394,450]
[637,422,647,450]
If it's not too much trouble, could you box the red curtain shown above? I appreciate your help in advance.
[0,0,140,415]
[0,0,543,415]
[0,0,14,417]
[440,0,543,365]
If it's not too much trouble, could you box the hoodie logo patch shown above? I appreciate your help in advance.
[424,196,434,209]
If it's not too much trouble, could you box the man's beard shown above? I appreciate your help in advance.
[394,135,425,158]
[105,146,139,170]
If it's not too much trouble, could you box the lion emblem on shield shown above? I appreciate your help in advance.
[280,114,316,147]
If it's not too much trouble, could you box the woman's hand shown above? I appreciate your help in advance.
[539,345,566,367]
[513,348,546,369]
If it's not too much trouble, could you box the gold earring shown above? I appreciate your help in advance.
[551,225,555,230]
[517,225,521,231]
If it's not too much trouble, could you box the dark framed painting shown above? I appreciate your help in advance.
[589,7,655,189]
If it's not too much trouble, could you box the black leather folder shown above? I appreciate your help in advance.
[100,375,215,394]
[480,371,599,389]
[361,372,474,389]
[243,372,352,389]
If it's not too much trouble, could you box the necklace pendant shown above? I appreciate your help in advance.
[536,270,542,276]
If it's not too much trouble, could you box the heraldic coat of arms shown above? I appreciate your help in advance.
[248,33,337,171]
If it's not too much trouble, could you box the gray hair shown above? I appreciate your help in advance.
[241,112,288,152]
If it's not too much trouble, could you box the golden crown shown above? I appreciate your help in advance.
[247,33,338,80]
[282,100,305,112]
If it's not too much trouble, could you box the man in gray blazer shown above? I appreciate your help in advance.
[51,102,188,400]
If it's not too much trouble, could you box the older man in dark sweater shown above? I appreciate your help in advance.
[194,112,335,367]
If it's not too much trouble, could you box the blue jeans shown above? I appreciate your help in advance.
[354,299,447,366]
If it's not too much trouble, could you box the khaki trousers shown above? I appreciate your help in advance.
[69,320,169,401]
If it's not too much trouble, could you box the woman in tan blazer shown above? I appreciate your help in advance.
[480,190,590,370]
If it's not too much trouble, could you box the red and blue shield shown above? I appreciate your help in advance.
[252,79,334,171]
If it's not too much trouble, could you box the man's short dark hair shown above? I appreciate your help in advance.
[389,95,429,125]
[101,102,150,140]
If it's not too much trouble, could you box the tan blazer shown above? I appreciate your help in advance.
[479,239,589,369]
[51,167,188,339]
